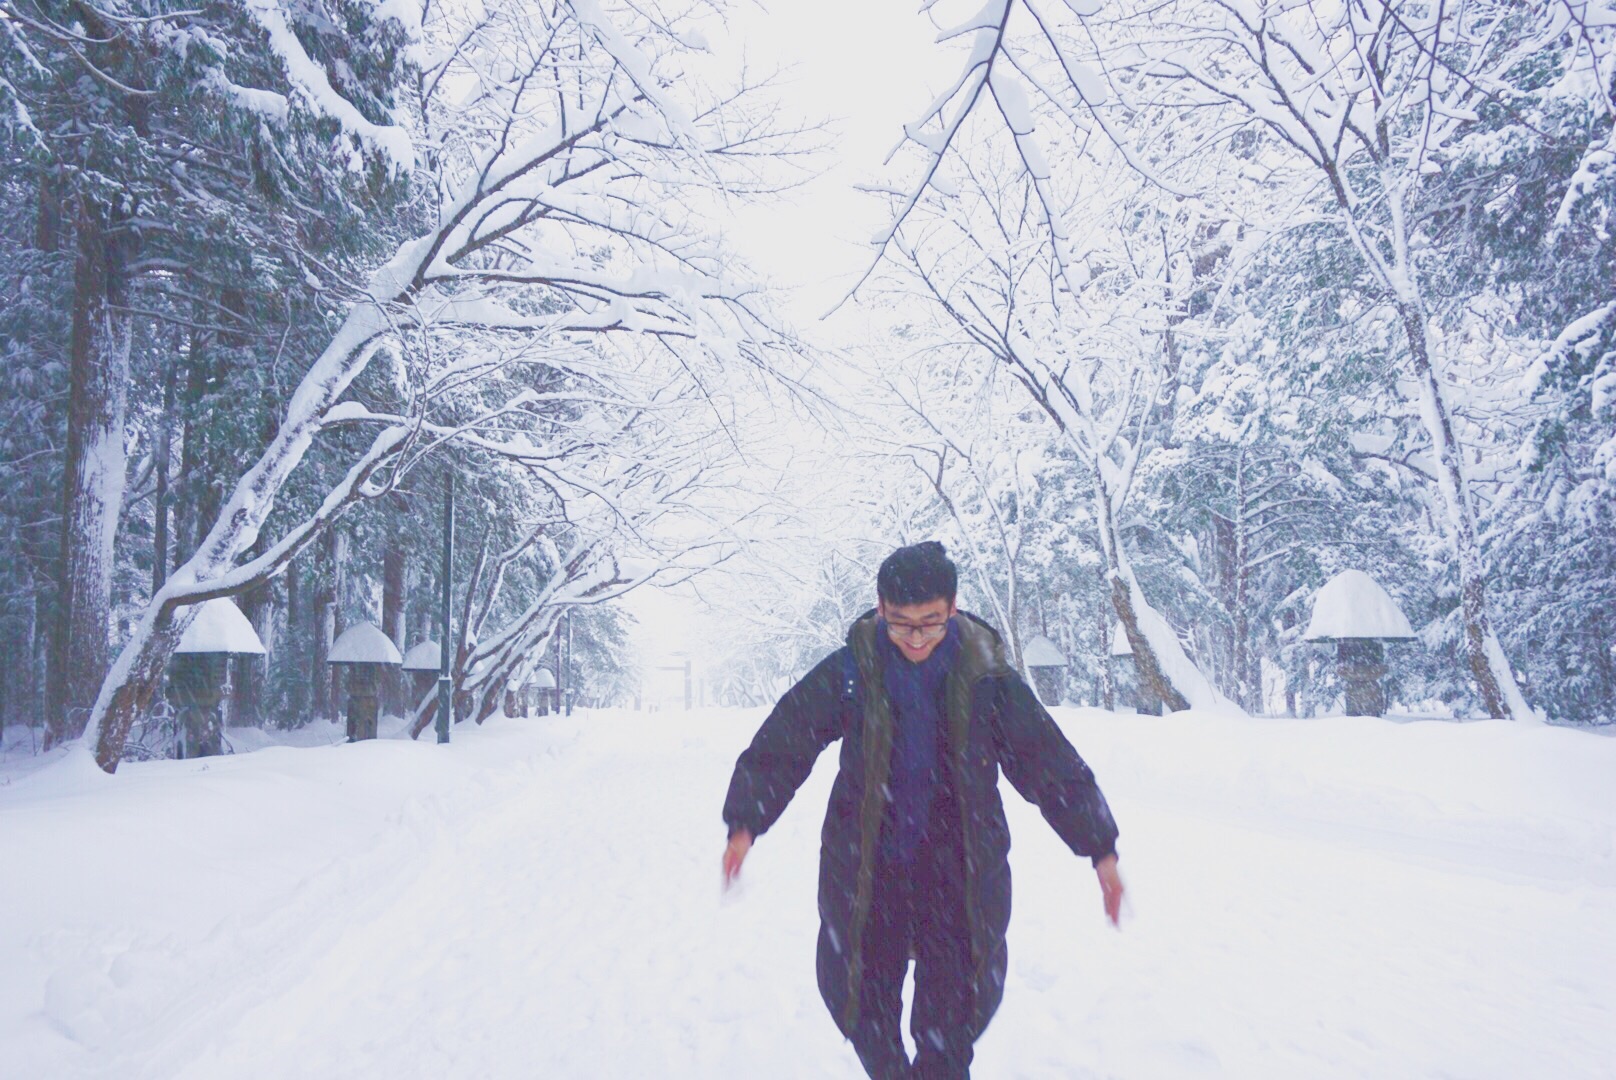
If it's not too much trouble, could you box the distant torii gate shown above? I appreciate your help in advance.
[656,659,693,711]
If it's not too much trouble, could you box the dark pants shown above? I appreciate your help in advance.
[847,843,977,1080]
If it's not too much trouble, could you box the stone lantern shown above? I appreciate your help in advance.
[530,667,557,716]
[1304,569,1415,717]
[1109,621,1162,714]
[401,640,442,715]
[328,622,403,741]
[1022,634,1067,706]
[169,598,266,758]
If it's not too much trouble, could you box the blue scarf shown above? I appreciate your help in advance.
[877,618,960,864]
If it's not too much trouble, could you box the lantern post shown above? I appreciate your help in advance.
[168,598,266,757]
[327,622,403,740]
[1304,570,1416,717]
[1022,634,1068,707]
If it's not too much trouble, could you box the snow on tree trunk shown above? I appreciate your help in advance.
[83,305,395,769]
[231,582,269,730]
[406,687,440,740]
[311,536,337,722]
[152,363,176,593]
[1095,568,1114,711]
[1094,470,1232,714]
[285,561,307,721]
[1400,306,1535,723]
[74,0,799,770]
[45,201,131,749]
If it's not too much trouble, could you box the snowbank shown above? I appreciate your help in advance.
[0,716,577,1076]
[2,707,1612,1078]
[1056,708,1616,884]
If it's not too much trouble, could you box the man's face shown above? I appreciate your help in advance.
[878,596,957,663]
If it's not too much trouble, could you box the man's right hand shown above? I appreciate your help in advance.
[1095,853,1125,927]
[722,829,753,890]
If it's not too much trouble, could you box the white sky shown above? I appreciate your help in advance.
[712,0,960,321]
[625,1,961,676]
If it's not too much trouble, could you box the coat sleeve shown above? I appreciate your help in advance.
[991,673,1120,865]
[721,649,848,840]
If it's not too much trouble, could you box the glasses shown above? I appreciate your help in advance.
[885,618,949,644]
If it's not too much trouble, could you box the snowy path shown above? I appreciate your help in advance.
[3,708,1614,1078]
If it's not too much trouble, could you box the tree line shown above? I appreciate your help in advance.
[2,0,1611,751]
[710,0,1615,724]
[0,0,807,767]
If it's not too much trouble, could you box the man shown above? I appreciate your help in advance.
[721,542,1123,1079]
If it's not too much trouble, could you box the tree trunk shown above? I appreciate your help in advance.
[0,611,15,735]
[1209,508,1239,698]
[30,596,45,733]
[1093,465,1192,713]
[1233,562,1255,713]
[1229,453,1257,713]
[381,539,406,715]
[1096,567,1113,710]
[286,560,307,722]
[153,360,175,593]
[181,325,223,561]
[1399,305,1533,721]
[0,638,8,738]
[231,548,269,729]
[1280,608,1299,717]
[311,531,338,721]
[45,198,132,748]
[1153,321,1185,441]
[231,395,284,730]
[36,169,63,253]
[329,529,348,713]
[1107,574,1189,714]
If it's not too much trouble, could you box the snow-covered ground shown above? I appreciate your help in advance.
[2,707,1613,1079]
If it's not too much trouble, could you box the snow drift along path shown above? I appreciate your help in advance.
[2,708,1614,1079]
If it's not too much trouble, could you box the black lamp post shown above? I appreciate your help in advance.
[436,472,454,743]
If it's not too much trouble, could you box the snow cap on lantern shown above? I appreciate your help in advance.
[401,640,443,672]
[1304,569,1414,642]
[1022,634,1067,706]
[328,622,404,666]
[1022,634,1067,668]
[174,597,267,656]
[530,667,557,689]
[401,640,443,719]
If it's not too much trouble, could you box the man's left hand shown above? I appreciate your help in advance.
[1095,854,1124,927]
[722,828,753,891]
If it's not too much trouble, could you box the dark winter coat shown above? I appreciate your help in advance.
[722,610,1119,1034]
